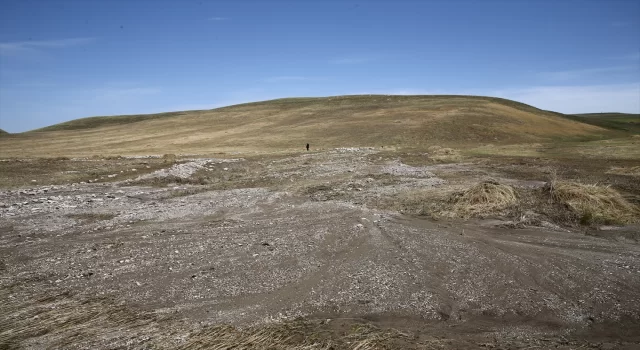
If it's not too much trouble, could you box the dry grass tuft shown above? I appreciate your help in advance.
[448,180,518,218]
[163,153,177,164]
[548,181,639,225]
[382,188,445,216]
[427,145,462,162]
[606,166,640,176]
[178,320,409,350]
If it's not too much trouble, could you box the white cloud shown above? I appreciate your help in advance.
[11,82,57,88]
[329,55,378,64]
[0,38,94,56]
[490,83,640,114]
[538,65,637,81]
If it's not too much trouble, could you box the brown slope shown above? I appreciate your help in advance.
[1,95,607,157]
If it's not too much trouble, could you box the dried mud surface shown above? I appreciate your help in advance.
[1,149,639,349]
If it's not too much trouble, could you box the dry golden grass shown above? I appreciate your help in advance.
[469,136,640,160]
[0,291,410,349]
[0,157,171,188]
[606,166,640,176]
[382,189,443,216]
[469,143,549,157]
[0,95,609,158]
[162,153,177,164]
[447,180,518,218]
[427,145,463,162]
[549,181,639,225]
[177,321,408,350]
[378,180,518,220]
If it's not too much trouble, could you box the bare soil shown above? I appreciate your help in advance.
[1,149,639,349]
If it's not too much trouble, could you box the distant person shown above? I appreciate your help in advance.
[306,143,310,151]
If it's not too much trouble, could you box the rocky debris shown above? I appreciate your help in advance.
[331,147,377,153]
[132,158,243,180]
[381,160,437,178]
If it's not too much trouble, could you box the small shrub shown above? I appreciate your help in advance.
[162,154,177,164]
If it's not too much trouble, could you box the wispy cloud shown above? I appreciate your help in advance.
[0,38,94,56]
[208,17,228,21]
[329,55,379,65]
[538,65,637,81]
[11,82,58,88]
[611,21,632,28]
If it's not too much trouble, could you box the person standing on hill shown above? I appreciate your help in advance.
[306,143,310,151]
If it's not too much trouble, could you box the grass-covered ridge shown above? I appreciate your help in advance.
[0,94,614,157]
[33,110,197,132]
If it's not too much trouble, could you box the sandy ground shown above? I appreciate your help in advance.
[1,149,639,349]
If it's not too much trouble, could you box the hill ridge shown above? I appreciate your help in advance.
[33,95,566,133]
[0,95,617,157]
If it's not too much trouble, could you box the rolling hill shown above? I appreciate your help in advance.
[0,129,8,136]
[0,95,612,157]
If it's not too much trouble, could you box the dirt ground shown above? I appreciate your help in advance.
[1,148,639,349]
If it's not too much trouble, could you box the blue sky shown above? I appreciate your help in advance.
[1,0,639,132]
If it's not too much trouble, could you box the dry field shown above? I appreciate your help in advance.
[1,145,640,349]
[1,96,640,349]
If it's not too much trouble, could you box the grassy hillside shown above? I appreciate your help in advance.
[564,113,640,133]
[33,111,196,132]
[0,129,8,136]
[0,95,611,157]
